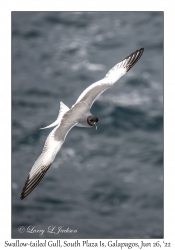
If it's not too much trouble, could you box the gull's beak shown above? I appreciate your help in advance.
[94,122,97,130]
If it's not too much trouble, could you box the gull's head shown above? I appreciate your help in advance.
[87,115,99,130]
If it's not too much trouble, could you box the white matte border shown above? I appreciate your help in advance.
[0,1,174,249]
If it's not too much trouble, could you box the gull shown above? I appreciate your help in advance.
[20,48,144,199]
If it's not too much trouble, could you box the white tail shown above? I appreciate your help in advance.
[40,101,69,130]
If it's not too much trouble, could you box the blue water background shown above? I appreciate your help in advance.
[12,12,163,239]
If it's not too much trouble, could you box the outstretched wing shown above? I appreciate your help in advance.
[20,118,77,200]
[75,48,144,108]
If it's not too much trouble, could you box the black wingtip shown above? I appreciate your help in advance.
[20,175,30,200]
[125,48,144,72]
[20,189,26,200]
[20,164,51,200]
[20,189,25,199]
[139,48,144,53]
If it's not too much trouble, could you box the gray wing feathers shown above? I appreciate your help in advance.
[20,119,76,199]
[76,80,111,108]
[20,126,63,200]
[76,48,144,107]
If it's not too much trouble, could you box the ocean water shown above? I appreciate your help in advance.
[12,11,163,239]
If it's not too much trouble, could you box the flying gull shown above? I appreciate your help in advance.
[20,48,144,199]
